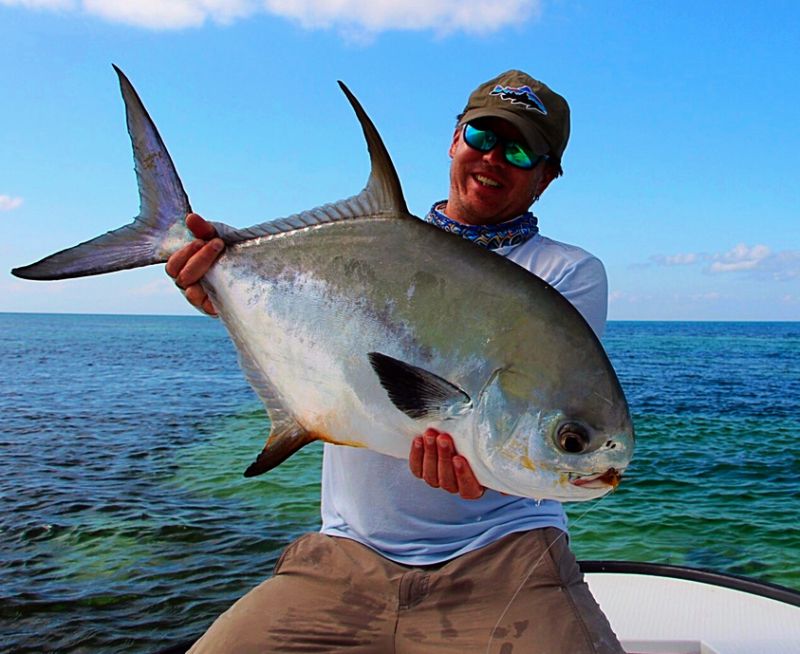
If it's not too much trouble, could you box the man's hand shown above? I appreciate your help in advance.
[166,213,224,316]
[409,428,485,499]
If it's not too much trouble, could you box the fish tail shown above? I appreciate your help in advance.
[11,65,192,281]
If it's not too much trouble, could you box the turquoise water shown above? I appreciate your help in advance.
[1,314,798,652]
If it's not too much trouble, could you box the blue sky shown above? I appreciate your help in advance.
[1,0,798,320]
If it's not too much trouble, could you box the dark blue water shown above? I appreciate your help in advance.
[2,314,798,653]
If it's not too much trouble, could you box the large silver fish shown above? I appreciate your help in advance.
[12,67,634,501]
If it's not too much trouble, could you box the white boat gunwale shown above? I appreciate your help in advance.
[579,559,800,607]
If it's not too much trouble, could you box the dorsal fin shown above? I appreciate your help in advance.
[337,81,408,216]
[213,81,409,244]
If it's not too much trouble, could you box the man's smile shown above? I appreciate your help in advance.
[473,172,502,188]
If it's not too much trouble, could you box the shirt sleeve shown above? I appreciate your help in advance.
[551,256,608,338]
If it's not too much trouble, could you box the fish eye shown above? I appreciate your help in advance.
[556,422,591,454]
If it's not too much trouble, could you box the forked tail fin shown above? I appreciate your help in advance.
[11,65,192,281]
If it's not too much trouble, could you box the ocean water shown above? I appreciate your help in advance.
[1,313,798,653]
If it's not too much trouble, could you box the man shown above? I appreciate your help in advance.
[168,70,624,653]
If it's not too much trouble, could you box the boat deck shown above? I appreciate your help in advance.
[583,561,800,654]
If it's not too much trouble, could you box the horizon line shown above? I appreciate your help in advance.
[1,311,797,324]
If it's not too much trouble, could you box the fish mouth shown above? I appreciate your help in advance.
[568,468,622,489]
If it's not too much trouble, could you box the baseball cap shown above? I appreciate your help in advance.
[460,70,570,170]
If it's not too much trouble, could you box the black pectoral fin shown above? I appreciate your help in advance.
[368,352,472,421]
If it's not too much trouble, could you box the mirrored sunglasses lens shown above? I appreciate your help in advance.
[504,143,534,169]
[464,124,496,152]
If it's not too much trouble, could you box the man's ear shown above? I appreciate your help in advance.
[448,126,461,158]
[535,163,559,197]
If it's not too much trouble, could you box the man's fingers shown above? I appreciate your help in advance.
[454,456,485,500]
[183,284,207,310]
[164,214,221,317]
[201,297,218,317]
[185,213,218,240]
[421,430,439,487]
[184,284,218,317]
[175,238,224,288]
[165,240,204,280]
[409,437,424,478]
[436,434,458,493]
[410,428,486,499]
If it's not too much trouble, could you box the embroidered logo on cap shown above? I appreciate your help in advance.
[490,85,547,115]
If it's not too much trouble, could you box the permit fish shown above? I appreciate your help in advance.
[12,67,634,501]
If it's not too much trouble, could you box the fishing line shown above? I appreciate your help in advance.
[484,493,612,654]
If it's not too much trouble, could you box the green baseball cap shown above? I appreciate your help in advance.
[460,70,570,170]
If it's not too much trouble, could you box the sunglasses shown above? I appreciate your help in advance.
[462,122,548,170]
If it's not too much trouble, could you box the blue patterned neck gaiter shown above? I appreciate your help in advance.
[422,201,539,251]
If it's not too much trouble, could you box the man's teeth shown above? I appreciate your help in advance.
[475,174,500,188]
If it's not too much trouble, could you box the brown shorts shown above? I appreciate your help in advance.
[188,528,623,653]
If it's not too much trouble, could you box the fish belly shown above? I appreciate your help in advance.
[203,237,453,460]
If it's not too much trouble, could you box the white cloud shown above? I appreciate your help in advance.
[687,291,722,302]
[4,278,66,294]
[649,252,698,266]
[610,289,727,309]
[265,0,539,36]
[0,195,23,212]
[608,290,653,305]
[82,0,255,29]
[1,0,73,8]
[770,252,800,281]
[649,243,800,281]
[707,243,800,280]
[0,0,541,32]
[708,243,770,273]
[130,277,176,296]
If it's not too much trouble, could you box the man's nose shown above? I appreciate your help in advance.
[483,145,507,167]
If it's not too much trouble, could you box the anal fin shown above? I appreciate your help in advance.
[221,316,317,478]
[244,420,316,477]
